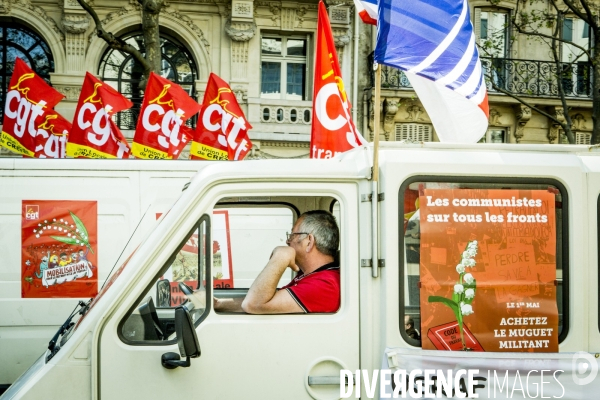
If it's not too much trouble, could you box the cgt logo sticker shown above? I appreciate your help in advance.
[25,205,39,220]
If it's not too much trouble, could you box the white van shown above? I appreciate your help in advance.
[0,160,294,388]
[2,143,600,399]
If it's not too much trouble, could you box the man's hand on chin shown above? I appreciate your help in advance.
[270,246,299,272]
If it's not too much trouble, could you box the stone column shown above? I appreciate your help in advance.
[52,0,90,119]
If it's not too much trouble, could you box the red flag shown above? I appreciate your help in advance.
[311,1,365,159]
[1,58,64,157]
[170,125,193,160]
[67,72,132,159]
[132,72,201,159]
[191,73,252,161]
[33,110,71,158]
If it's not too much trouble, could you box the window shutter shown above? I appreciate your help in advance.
[395,123,433,142]
[474,8,481,41]
[576,132,591,145]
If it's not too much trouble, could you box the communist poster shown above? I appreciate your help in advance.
[22,201,98,298]
[419,188,558,352]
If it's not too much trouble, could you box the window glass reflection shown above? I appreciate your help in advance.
[99,33,198,130]
[0,24,54,119]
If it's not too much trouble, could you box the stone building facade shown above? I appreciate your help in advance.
[364,0,597,145]
[0,0,596,159]
[0,0,359,158]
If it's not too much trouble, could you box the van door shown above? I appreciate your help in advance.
[97,181,360,399]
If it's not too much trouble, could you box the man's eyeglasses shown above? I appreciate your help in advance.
[286,232,309,241]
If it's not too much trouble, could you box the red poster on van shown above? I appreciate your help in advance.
[419,188,558,352]
[21,201,98,298]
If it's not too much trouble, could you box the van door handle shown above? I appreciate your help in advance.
[308,376,352,386]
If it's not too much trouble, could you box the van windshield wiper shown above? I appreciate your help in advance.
[46,299,91,362]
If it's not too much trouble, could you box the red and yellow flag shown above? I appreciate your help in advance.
[132,72,201,159]
[1,58,64,157]
[311,1,365,158]
[67,72,132,159]
[33,110,71,158]
[191,73,252,161]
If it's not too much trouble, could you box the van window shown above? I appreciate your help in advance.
[211,205,295,289]
[119,215,210,344]
[400,178,567,351]
[214,195,341,314]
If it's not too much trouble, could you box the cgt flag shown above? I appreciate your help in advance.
[33,110,71,159]
[311,1,365,159]
[133,72,201,159]
[67,72,133,159]
[375,0,489,143]
[1,58,64,157]
[191,73,252,161]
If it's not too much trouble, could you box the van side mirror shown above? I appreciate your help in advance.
[156,279,171,307]
[161,306,201,369]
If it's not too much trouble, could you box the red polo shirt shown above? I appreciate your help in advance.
[281,262,340,313]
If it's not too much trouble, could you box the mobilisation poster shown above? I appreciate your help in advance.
[419,188,558,352]
[22,200,98,298]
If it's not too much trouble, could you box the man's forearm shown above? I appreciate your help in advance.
[242,258,288,313]
[214,297,245,312]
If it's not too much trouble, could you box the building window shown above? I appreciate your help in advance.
[475,9,510,58]
[261,36,309,100]
[395,123,433,142]
[562,18,573,42]
[99,33,198,130]
[0,23,54,119]
[478,128,506,143]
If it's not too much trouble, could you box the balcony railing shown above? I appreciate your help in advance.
[370,56,593,99]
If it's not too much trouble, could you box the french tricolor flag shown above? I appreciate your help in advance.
[366,0,489,143]
[353,0,377,25]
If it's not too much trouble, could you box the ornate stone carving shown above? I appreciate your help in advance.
[163,8,209,49]
[232,0,253,19]
[368,99,383,141]
[231,40,249,79]
[281,7,296,29]
[545,106,565,144]
[571,113,587,131]
[406,104,426,122]
[0,0,12,14]
[383,98,399,140]
[101,0,141,25]
[489,108,502,126]
[332,28,351,48]
[260,105,312,125]
[329,6,349,24]
[62,14,89,34]
[268,3,280,26]
[63,0,93,10]
[232,86,248,103]
[513,104,531,143]
[225,20,256,41]
[55,86,82,100]
[1,0,64,40]
[295,6,307,27]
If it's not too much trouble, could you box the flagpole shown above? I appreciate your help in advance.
[371,62,381,278]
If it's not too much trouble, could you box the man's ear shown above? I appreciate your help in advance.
[306,234,315,252]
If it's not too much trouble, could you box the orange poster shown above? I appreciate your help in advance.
[419,188,558,352]
[22,200,98,298]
